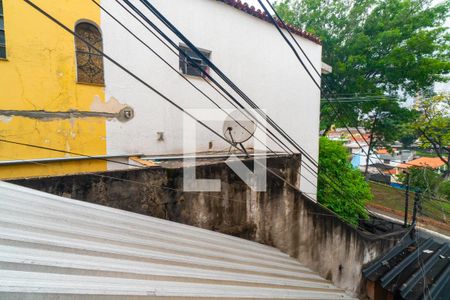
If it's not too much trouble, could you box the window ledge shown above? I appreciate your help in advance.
[0,57,8,61]
[182,73,210,80]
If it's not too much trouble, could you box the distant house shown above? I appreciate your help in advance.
[397,157,449,175]
[375,148,415,165]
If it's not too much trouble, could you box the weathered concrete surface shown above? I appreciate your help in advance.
[9,156,403,297]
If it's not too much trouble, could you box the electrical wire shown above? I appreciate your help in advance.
[89,0,323,185]
[121,0,385,206]
[134,0,320,169]
[21,0,322,196]
[122,0,380,204]
[20,0,387,222]
[255,1,448,247]
[258,0,389,178]
[117,0,415,229]
[125,0,366,203]
[117,0,351,191]
[113,0,330,184]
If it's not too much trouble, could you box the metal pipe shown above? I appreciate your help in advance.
[141,152,291,161]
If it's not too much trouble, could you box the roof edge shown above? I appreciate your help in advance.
[215,0,322,45]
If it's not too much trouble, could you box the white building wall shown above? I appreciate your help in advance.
[100,0,322,196]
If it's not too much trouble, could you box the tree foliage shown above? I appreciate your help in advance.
[407,167,443,195]
[439,180,450,201]
[411,94,450,173]
[275,0,449,135]
[275,0,450,96]
[400,167,450,201]
[318,137,371,225]
[360,102,419,177]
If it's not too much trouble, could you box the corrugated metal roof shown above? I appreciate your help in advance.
[363,236,450,300]
[0,181,355,299]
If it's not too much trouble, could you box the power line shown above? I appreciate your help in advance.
[21,0,370,210]
[113,0,375,204]
[134,0,320,169]
[259,0,390,175]
[90,0,324,182]
[124,0,378,205]
[126,0,368,201]
[21,0,322,196]
[90,0,300,174]
[119,0,299,158]
[0,150,246,205]
[116,0,334,185]
[5,147,405,233]
[321,97,399,103]
[119,0,334,187]
[1,140,390,234]
[259,0,388,178]
[13,0,408,235]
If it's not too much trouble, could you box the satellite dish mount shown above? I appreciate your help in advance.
[223,110,256,158]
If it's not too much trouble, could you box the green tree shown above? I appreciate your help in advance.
[275,0,449,97]
[318,137,372,225]
[411,94,450,176]
[438,180,450,201]
[406,167,443,199]
[398,122,419,148]
[275,0,449,137]
[360,101,418,178]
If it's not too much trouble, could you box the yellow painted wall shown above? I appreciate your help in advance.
[0,0,107,179]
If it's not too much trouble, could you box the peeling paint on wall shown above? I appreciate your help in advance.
[90,96,135,122]
[0,116,12,123]
[0,96,134,123]
[0,108,134,122]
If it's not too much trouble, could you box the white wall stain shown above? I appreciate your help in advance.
[0,116,12,123]
[90,96,128,114]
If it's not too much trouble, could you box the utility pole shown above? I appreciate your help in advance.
[364,113,378,181]
[404,171,410,227]
[446,147,450,178]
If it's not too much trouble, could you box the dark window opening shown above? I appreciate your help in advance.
[0,0,6,58]
[179,45,211,78]
[75,22,104,85]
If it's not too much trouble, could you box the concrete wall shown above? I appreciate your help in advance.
[10,156,402,297]
[101,0,322,196]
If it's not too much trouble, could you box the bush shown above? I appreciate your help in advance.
[438,180,450,201]
[318,137,371,225]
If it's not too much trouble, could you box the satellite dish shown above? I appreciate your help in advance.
[223,110,256,144]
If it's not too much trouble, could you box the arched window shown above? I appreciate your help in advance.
[75,22,104,85]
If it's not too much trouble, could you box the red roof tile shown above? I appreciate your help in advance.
[376,149,388,154]
[399,157,448,169]
[385,169,398,175]
[215,0,321,45]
